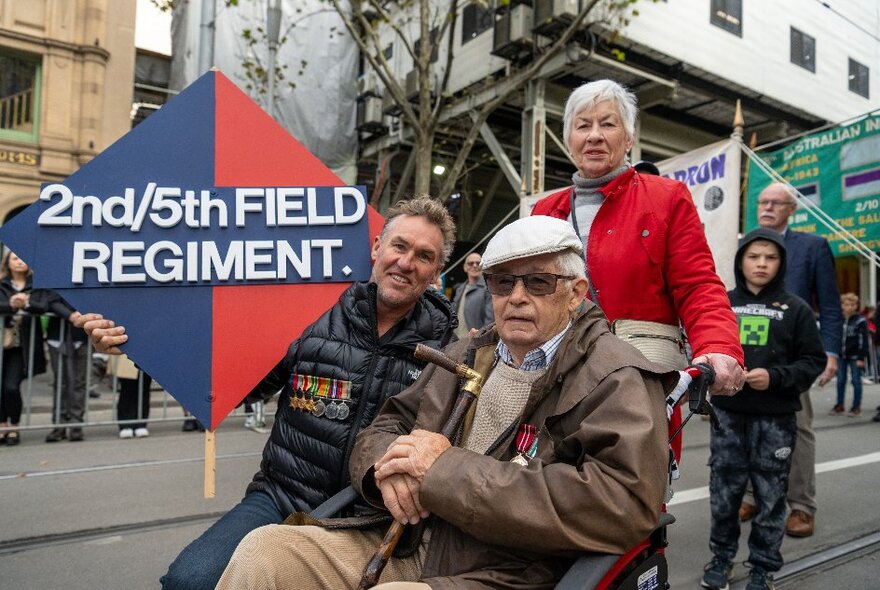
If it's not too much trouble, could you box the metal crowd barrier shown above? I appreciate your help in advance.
[0,312,260,435]
[866,338,878,383]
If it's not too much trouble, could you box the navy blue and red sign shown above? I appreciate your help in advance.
[0,71,384,429]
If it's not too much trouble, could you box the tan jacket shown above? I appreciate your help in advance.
[350,302,676,589]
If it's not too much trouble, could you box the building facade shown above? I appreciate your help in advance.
[0,0,136,222]
[350,0,879,289]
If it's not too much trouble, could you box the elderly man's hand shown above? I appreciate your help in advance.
[376,473,427,525]
[817,355,837,387]
[76,313,128,355]
[374,429,451,483]
[692,352,745,396]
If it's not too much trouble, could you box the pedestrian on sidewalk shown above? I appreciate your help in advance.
[702,229,825,590]
[831,293,869,417]
[109,354,152,439]
[41,291,89,443]
[0,252,48,446]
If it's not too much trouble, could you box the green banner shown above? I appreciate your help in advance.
[745,113,880,257]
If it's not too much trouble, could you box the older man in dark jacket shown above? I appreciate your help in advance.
[217,215,675,590]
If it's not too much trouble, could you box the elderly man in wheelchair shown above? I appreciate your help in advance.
[216,216,698,590]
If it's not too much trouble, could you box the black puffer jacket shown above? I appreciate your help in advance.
[246,281,456,516]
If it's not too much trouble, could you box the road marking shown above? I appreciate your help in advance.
[0,451,261,480]
[668,451,880,506]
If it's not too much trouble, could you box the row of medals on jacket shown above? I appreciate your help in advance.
[290,390,350,420]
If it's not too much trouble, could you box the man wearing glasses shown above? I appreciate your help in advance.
[216,215,674,589]
[451,252,494,338]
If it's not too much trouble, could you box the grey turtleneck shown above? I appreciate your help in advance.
[570,165,630,255]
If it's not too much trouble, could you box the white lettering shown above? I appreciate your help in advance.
[38,184,74,226]
[235,188,264,227]
[144,241,183,282]
[334,187,366,224]
[71,242,110,283]
[277,188,306,225]
[245,240,276,280]
[307,188,334,225]
[112,242,146,282]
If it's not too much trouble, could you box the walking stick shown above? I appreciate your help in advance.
[358,343,485,589]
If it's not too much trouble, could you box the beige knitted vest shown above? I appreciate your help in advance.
[463,362,547,455]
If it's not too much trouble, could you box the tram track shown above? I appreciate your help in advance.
[733,531,880,589]
[0,511,226,556]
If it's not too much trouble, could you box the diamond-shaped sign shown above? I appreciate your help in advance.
[0,71,383,429]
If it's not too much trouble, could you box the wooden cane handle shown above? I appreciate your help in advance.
[358,520,405,589]
[414,343,460,375]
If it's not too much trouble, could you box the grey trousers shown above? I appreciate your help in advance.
[786,391,817,514]
[48,343,88,425]
[744,390,816,515]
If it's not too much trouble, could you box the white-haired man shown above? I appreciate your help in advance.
[215,215,676,590]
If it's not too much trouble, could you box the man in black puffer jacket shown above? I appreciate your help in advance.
[82,196,457,590]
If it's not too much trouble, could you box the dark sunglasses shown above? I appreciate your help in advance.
[484,272,574,296]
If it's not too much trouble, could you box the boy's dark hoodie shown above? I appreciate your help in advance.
[713,228,825,415]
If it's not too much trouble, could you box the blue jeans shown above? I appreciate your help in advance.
[161,490,284,590]
[836,358,863,410]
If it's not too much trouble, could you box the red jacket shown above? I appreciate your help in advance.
[532,168,743,365]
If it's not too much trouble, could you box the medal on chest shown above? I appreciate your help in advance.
[511,423,539,466]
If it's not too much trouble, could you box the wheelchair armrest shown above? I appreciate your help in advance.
[555,513,674,589]
[308,485,359,519]
[555,553,621,590]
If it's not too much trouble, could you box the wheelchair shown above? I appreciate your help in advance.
[310,364,715,590]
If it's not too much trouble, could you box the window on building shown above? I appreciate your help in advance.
[414,27,440,63]
[790,27,816,73]
[710,0,742,37]
[0,52,40,141]
[849,58,869,98]
[462,2,494,45]
[383,44,393,61]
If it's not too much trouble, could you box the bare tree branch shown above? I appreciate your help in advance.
[327,0,422,134]
[438,0,606,199]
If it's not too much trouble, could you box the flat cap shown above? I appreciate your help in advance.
[481,215,583,269]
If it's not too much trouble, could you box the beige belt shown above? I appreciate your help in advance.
[611,319,688,370]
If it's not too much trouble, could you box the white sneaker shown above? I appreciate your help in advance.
[244,416,254,428]
[119,428,134,439]
[134,427,150,438]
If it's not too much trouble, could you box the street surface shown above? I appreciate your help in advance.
[1,379,879,589]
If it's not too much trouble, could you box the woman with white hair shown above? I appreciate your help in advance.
[532,79,744,406]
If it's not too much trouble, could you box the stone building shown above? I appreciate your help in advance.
[0,0,135,222]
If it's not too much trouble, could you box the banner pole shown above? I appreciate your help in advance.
[204,429,216,498]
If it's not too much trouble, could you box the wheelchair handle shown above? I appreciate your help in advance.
[669,363,717,443]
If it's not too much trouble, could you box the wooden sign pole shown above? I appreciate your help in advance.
[204,429,216,498]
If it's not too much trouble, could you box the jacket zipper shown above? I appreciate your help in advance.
[339,286,382,488]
